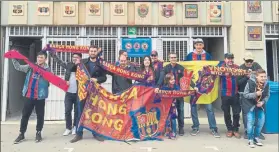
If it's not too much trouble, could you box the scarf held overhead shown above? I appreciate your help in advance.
[4,50,69,92]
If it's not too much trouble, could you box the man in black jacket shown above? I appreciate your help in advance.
[110,54,135,94]
[151,50,164,87]
[49,52,82,136]
[163,52,186,136]
[70,45,107,143]
[238,52,263,139]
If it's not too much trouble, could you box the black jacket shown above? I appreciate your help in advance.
[50,52,76,81]
[82,58,107,84]
[238,62,262,92]
[108,63,136,94]
[242,77,270,114]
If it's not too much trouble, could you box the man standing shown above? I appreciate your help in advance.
[218,53,241,138]
[70,45,107,143]
[110,54,135,94]
[150,50,164,87]
[238,52,263,139]
[185,38,220,137]
[49,52,82,136]
[163,52,186,136]
[13,51,50,144]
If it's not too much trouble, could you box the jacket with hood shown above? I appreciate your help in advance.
[238,62,262,92]
[242,76,270,114]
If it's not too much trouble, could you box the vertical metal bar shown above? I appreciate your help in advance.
[1,27,10,121]
[223,27,228,54]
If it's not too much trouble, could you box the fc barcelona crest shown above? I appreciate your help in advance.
[113,4,125,16]
[89,4,101,16]
[12,4,24,16]
[37,4,50,16]
[161,4,174,18]
[63,4,76,17]
[138,4,149,18]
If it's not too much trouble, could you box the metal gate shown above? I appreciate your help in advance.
[45,38,82,120]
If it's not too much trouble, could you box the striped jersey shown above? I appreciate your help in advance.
[218,61,239,96]
[185,50,212,61]
[25,72,41,99]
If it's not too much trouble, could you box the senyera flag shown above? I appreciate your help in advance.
[4,50,69,92]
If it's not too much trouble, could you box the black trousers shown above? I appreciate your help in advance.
[175,97,184,129]
[221,95,241,131]
[20,99,45,133]
[65,92,78,130]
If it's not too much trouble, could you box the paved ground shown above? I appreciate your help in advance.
[1,123,278,152]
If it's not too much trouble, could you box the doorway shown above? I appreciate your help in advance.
[266,40,279,82]
[6,37,42,121]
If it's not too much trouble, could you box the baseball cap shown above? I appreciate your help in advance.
[151,50,158,56]
[244,52,254,60]
[194,38,204,44]
[224,53,234,59]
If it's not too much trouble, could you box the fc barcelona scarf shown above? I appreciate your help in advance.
[4,50,69,92]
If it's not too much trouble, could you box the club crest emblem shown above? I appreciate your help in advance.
[12,5,23,16]
[37,4,50,16]
[161,4,174,18]
[141,43,148,51]
[134,43,140,50]
[89,4,101,16]
[64,5,75,16]
[114,4,124,15]
[138,4,149,18]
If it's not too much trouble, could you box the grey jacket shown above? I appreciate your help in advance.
[242,76,270,114]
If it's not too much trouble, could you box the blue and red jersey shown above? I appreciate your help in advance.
[218,61,239,97]
[185,50,212,61]
[25,72,40,99]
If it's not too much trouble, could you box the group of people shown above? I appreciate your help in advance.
[11,38,269,148]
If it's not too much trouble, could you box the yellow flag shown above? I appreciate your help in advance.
[164,61,220,104]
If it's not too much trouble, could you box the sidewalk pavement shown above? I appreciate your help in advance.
[1,123,278,152]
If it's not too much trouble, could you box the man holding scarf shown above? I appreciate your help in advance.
[185,38,220,138]
[49,52,82,136]
[70,45,107,143]
[238,52,264,140]
[13,51,50,144]
[218,53,241,138]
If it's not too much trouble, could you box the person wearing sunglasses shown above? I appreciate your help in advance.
[238,52,263,140]
[150,50,164,87]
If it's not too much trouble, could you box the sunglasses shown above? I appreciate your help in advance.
[151,54,157,57]
[245,60,254,63]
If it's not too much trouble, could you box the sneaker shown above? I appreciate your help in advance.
[244,131,248,139]
[226,131,233,138]
[233,131,241,139]
[259,133,265,140]
[169,132,177,140]
[63,129,72,136]
[254,138,263,146]
[178,128,185,136]
[248,140,255,148]
[14,133,25,144]
[211,130,220,138]
[35,131,42,143]
[93,134,105,142]
[190,129,199,136]
[70,135,82,143]
[72,127,76,135]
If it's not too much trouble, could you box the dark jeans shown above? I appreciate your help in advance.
[76,99,96,137]
[20,99,45,133]
[221,95,241,131]
[65,92,78,130]
[175,97,184,129]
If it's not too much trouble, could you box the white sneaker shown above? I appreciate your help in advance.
[63,129,72,136]
[254,138,263,146]
[248,140,255,148]
[72,127,76,135]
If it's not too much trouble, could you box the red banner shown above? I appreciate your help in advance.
[4,50,69,92]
